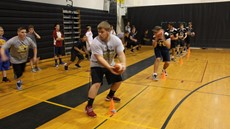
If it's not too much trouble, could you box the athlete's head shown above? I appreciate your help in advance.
[28,25,35,33]
[17,27,27,40]
[153,26,164,39]
[97,21,111,42]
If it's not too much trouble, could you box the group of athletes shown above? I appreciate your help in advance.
[0,20,194,117]
[152,22,195,80]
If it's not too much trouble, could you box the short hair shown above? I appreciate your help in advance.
[124,30,129,34]
[179,23,184,27]
[54,23,60,28]
[17,27,26,32]
[80,34,86,39]
[86,26,91,29]
[97,21,111,31]
[152,26,162,34]
[168,22,174,26]
[0,26,3,30]
[28,25,34,29]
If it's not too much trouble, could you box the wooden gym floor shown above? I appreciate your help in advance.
[0,46,230,129]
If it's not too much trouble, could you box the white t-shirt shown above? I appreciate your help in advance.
[85,31,93,51]
[90,35,124,68]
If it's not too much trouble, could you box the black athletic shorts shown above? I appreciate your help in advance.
[12,63,26,79]
[154,47,170,62]
[70,52,84,62]
[54,47,63,56]
[170,40,177,49]
[91,67,123,85]
[178,39,185,46]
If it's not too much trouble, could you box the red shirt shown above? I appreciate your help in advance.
[53,30,64,47]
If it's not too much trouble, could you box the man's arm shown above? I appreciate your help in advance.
[34,31,41,39]
[152,38,158,48]
[117,51,126,72]
[74,47,85,55]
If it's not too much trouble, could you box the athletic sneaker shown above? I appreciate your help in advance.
[55,63,58,68]
[105,96,121,102]
[35,67,41,71]
[31,68,37,73]
[75,64,81,68]
[16,80,22,90]
[130,49,134,53]
[152,74,158,81]
[64,65,68,71]
[2,77,10,82]
[85,106,97,117]
[171,58,176,62]
[162,70,168,76]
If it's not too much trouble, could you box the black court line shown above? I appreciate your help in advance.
[200,60,208,83]
[0,56,155,129]
[161,76,230,129]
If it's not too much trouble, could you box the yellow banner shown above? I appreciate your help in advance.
[117,0,124,4]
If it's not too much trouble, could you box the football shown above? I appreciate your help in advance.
[113,63,123,74]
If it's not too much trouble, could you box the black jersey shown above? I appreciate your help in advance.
[185,27,195,43]
[152,32,170,49]
[71,40,85,54]
[166,28,178,39]
[177,28,187,39]
[186,27,194,36]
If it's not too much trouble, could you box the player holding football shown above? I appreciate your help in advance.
[85,21,126,117]
[152,26,171,81]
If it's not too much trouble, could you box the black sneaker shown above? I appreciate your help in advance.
[75,64,81,68]
[64,65,68,70]
[16,80,22,90]
[2,77,11,82]
[130,49,134,53]
[105,95,121,102]
[171,58,176,62]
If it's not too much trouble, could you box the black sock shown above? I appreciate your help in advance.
[55,59,58,64]
[59,58,62,63]
[108,90,116,98]
[87,98,94,107]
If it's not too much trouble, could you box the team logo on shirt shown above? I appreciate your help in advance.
[0,39,6,46]
[17,44,28,58]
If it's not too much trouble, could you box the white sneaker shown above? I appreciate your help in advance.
[152,74,158,81]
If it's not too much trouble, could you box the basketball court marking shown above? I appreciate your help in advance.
[161,76,230,129]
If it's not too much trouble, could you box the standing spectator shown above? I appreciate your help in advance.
[53,24,65,67]
[0,26,10,82]
[27,25,41,72]
[125,21,131,33]
[1,27,37,90]
[85,26,93,59]
[110,25,116,35]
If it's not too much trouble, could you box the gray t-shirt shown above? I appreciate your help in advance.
[90,35,124,68]
[27,33,37,44]
[2,36,37,64]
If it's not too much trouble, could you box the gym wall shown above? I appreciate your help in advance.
[0,0,117,59]
[127,1,230,48]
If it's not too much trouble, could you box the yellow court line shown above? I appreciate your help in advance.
[22,94,158,129]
